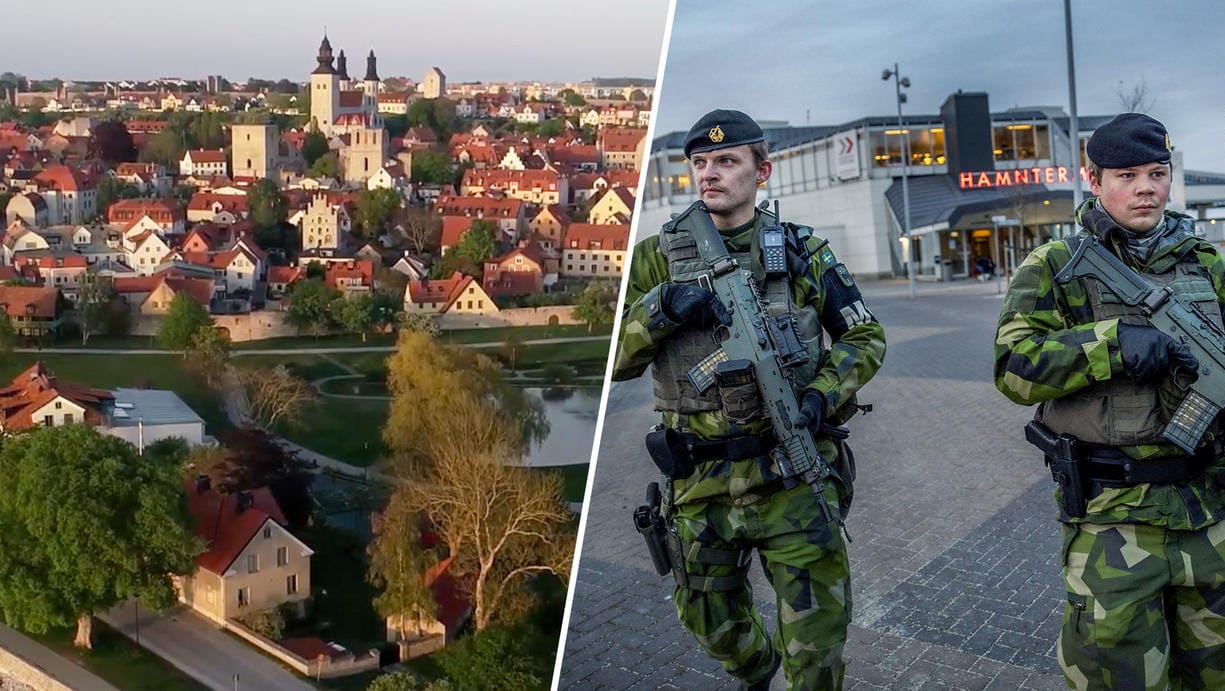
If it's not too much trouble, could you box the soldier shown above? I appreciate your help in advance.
[995,113,1225,688]
[613,109,885,689]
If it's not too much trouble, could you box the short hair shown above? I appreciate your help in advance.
[749,140,769,167]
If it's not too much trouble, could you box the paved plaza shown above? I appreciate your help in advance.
[558,278,1067,689]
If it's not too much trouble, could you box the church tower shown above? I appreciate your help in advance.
[363,49,380,99]
[309,34,341,136]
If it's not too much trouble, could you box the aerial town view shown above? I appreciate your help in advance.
[0,1,666,688]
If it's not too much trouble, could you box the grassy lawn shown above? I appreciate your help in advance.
[276,396,389,467]
[2,353,232,436]
[314,669,384,690]
[534,463,589,503]
[233,352,352,382]
[516,339,611,367]
[230,323,612,352]
[30,620,209,691]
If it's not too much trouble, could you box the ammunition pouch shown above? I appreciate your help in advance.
[1025,420,1214,520]
[645,424,777,480]
[832,437,856,518]
[665,530,752,592]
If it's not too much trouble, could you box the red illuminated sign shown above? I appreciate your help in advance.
[958,166,1090,189]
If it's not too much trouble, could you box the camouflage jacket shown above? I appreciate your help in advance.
[995,199,1225,529]
[613,210,886,506]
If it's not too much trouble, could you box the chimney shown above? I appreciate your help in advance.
[194,474,211,494]
[236,491,253,514]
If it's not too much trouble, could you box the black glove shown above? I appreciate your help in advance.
[793,390,826,433]
[661,283,731,329]
[1116,323,1199,384]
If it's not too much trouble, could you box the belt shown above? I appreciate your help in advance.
[1081,446,1215,485]
[686,431,777,462]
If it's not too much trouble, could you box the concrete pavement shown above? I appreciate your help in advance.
[102,602,316,691]
[0,623,119,691]
[558,278,1065,689]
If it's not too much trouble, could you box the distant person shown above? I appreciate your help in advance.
[974,255,996,280]
[612,109,885,689]
[995,113,1225,688]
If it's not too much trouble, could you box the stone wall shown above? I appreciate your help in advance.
[436,305,581,329]
[129,311,300,342]
[224,619,380,679]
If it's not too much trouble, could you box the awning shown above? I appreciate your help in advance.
[885,174,1074,234]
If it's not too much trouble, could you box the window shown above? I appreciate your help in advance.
[263,525,272,540]
[247,554,259,574]
[237,587,250,607]
[277,546,288,566]
[54,401,62,409]
[286,574,298,595]
[64,413,73,424]
[43,415,53,427]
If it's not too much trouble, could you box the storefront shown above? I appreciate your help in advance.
[639,91,1198,280]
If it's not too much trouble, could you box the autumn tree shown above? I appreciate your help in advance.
[383,329,548,472]
[157,293,214,352]
[572,280,617,332]
[0,425,199,649]
[235,364,318,429]
[88,120,137,165]
[186,428,313,530]
[388,442,574,631]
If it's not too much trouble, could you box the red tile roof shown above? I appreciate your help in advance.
[599,127,647,153]
[439,216,474,249]
[0,362,113,431]
[0,285,59,319]
[33,164,93,192]
[337,91,365,108]
[185,149,226,164]
[564,223,630,251]
[407,272,474,307]
[108,198,184,225]
[184,482,289,576]
[323,260,373,289]
[187,192,250,215]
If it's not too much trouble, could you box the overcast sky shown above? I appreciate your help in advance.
[2,0,668,84]
[655,0,1224,172]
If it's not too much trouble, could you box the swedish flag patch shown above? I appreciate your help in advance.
[820,248,835,266]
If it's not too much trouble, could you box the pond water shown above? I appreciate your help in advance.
[522,386,603,468]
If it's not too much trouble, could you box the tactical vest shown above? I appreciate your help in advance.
[1036,247,1223,447]
[650,213,826,420]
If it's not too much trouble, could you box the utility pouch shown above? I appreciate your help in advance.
[632,482,672,576]
[715,359,762,422]
[832,438,856,518]
[1025,420,1087,519]
[645,424,695,479]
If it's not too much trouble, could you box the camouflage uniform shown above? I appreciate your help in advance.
[614,208,885,689]
[995,199,1225,689]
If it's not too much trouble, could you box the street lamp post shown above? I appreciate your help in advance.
[882,63,915,299]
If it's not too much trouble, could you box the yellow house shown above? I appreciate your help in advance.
[177,480,314,624]
[587,187,636,225]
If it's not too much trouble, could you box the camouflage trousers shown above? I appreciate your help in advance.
[671,482,850,690]
[1060,520,1225,690]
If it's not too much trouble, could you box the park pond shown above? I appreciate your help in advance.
[523,386,603,467]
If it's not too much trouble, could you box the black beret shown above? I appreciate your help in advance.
[684,109,765,158]
[1086,113,1172,169]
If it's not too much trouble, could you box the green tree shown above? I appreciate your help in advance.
[367,673,451,691]
[0,315,14,364]
[434,625,547,690]
[186,325,231,389]
[157,293,213,352]
[446,219,499,279]
[93,177,140,219]
[410,151,454,185]
[572,280,616,332]
[537,119,564,138]
[333,293,376,342]
[169,183,195,206]
[0,425,199,649]
[356,187,402,240]
[247,178,287,231]
[286,279,340,337]
[368,491,438,641]
[301,129,329,166]
[309,152,339,178]
[139,129,186,166]
[559,89,586,107]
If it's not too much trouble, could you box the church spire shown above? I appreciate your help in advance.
[337,50,349,80]
[364,48,379,82]
[312,33,336,75]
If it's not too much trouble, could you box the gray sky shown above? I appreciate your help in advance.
[3,0,669,84]
[656,0,1225,172]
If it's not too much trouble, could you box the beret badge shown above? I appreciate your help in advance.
[709,125,725,144]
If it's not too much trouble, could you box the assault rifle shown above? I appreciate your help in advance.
[1054,234,1225,453]
[683,201,836,521]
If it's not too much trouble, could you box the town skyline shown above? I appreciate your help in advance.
[3,0,669,84]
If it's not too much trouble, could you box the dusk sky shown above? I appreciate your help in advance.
[2,0,669,84]
[655,0,1225,172]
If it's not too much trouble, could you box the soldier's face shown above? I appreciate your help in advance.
[1090,162,1171,233]
[690,145,771,226]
